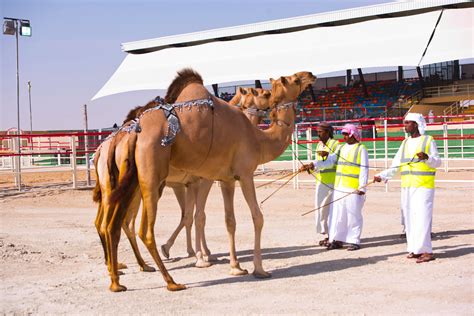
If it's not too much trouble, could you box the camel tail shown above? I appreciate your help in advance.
[165,68,203,104]
[109,132,138,206]
[92,150,102,203]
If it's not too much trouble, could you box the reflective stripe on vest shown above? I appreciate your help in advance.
[334,143,365,189]
[315,138,339,185]
[400,135,436,189]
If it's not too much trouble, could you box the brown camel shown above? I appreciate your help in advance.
[93,86,272,273]
[161,87,272,264]
[103,68,315,292]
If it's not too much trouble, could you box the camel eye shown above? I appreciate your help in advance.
[294,78,301,84]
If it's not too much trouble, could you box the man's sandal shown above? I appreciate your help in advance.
[326,241,343,250]
[407,252,422,259]
[416,253,435,263]
[318,238,330,247]
[347,244,361,251]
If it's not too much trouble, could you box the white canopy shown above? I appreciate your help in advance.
[92,8,473,100]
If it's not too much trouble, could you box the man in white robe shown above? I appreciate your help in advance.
[301,124,368,250]
[374,113,441,263]
[311,123,340,247]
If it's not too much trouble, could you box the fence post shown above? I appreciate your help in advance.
[372,125,377,170]
[384,119,388,192]
[306,127,312,161]
[443,123,448,172]
[292,128,298,189]
[83,104,91,186]
[71,136,77,189]
[461,123,464,159]
[12,135,21,190]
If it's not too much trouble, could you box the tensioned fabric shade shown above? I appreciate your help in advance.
[92,8,473,100]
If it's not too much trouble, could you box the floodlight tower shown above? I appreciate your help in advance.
[3,17,32,190]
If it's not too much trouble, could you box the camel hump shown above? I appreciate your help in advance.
[165,68,204,104]
[123,105,144,124]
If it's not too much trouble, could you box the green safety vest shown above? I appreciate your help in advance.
[315,138,339,185]
[400,135,436,189]
[335,143,366,189]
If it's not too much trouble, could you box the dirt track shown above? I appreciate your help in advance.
[1,178,473,314]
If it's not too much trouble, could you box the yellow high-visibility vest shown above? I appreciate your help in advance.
[315,138,339,185]
[400,135,436,189]
[335,143,366,189]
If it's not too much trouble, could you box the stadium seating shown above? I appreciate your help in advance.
[296,79,421,122]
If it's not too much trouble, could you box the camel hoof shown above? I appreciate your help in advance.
[117,263,128,270]
[229,267,248,276]
[252,270,272,279]
[204,254,218,262]
[140,265,156,272]
[109,283,127,292]
[195,259,212,268]
[161,244,170,259]
[167,283,186,291]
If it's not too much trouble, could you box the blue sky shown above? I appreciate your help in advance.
[1,0,392,131]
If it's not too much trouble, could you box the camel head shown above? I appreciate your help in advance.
[240,88,271,111]
[269,71,316,106]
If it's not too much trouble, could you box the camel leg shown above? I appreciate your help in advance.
[161,185,196,259]
[193,179,214,267]
[221,180,248,276]
[94,203,108,265]
[239,176,271,278]
[122,188,155,272]
[105,199,129,292]
[197,179,216,261]
[138,176,185,292]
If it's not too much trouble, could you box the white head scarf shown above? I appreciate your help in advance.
[404,112,426,135]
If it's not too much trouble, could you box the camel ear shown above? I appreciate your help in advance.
[263,90,271,98]
[280,76,287,85]
[270,78,275,84]
[249,88,258,96]
[238,87,246,95]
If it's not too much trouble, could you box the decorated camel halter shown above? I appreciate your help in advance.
[130,97,214,146]
[243,106,271,118]
[274,101,297,127]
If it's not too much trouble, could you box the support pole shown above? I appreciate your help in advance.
[15,20,22,191]
[212,84,219,97]
[357,68,369,98]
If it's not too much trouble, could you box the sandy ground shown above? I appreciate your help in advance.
[1,173,473,314]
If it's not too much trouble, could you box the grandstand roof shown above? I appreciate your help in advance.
[92,1,473,100]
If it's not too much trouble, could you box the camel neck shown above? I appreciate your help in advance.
[257,101,296,164]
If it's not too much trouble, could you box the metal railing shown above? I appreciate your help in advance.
[424,83,473,98]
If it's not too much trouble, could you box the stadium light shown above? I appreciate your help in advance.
[3,17,32,190]
[20,20,32,37]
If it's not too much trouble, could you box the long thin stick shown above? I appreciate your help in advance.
[256,170,299,188]
[260,171,300,206]
[300,180,375,216]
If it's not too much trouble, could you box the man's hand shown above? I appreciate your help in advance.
[373,175,382,183]
[416,152,429,161]
[299,162,314,173]
[317,151,329,158]
[355,190,365,195]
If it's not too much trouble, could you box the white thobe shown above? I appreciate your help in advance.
[314,184,333,235]
[313,140,337,235]
[377,137,441,254]
[314,143,369,245]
